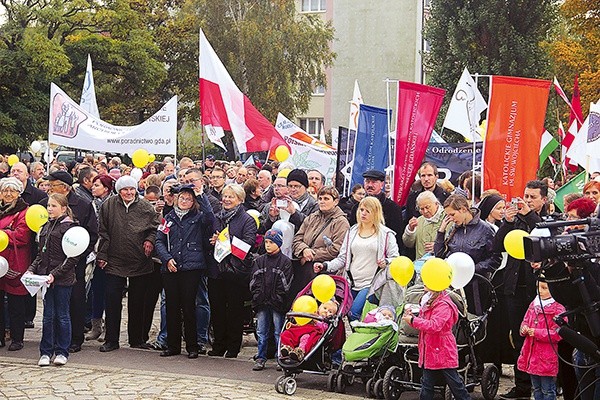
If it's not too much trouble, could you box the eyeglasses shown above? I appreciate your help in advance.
[179,197,194,203]
[50,182,66,188]
[288,184,303,189]
[0,189,18,195]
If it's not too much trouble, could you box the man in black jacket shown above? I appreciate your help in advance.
[349,169,404,251]
[494,180,548,399]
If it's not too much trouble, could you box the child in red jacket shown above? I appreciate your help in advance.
[402,288,469,400]
[517,280,565,400]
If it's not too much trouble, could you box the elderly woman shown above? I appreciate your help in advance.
[0,177,34,350]
[402,191,445,260]
[290,186,350,304]
[314,197,399,321]
[208,184,257,358]
[155,185,214,359]
[583,180,600,216]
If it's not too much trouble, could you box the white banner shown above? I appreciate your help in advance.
[274,113,337,182]
[49,83,177,155]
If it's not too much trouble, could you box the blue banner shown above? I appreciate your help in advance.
[350,104,390,188]
[423,142,482,184]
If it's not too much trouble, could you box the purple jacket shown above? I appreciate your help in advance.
[411,291,459,370]
[517,298,565,377]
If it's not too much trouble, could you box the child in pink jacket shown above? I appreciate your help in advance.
[517,280,565,400]
[402,288,469,400]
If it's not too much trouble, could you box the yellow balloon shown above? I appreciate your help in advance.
[389,256,414,286]
[25,204,49,233]
[247,209,260,228]
[131,149,150,168]
[0,231,8,252]
[275,145,290,162]
[311,275,336,303]
[7,154,19,167]
[292,295,318,326]
[504,229,529,260]
[148,154,156,163]
[278,168,291,179]
[421,257,453,291]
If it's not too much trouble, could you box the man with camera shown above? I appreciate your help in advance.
[495,180,548,399]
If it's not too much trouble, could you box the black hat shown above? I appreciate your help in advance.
[286,169,309,188]
[362,169,385,181]
[44,170,73,186]
[206,154,215,161]
[477,194,503,221]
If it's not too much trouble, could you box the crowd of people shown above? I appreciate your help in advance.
[0,152,599,400]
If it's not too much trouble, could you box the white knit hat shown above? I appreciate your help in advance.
[115,176,138,192]
[0,177,24,194]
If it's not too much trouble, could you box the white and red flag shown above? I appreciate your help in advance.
[231,236,251,260]
[199,30,288,153]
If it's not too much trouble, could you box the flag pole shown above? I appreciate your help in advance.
[480,75,493,194]
[386,78,394,197]
[553,91,565,183]
[471,74,479,201]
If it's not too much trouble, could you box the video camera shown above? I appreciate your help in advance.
[524,217,600,263]
[168,183,195,195]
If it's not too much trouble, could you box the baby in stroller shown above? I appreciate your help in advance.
[363,305,396,324]
[280,300,338,362]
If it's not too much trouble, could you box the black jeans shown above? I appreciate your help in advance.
[70,260,87,347]
[104,272,153,346]
[163,269,201,353]
[0,291,26,342]
[208,277,249,355]
[142,263,162,343]
[506,290,534,391]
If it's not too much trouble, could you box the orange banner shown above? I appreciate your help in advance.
[483,76,551,200]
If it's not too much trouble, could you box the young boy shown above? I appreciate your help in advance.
[249,228,293,371]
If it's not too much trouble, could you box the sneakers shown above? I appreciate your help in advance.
[289,348,305,362]
[252,358,266,371]
[499,387,531,399]
[150,341,167,351]
[54,355,68,366]
[38,355,51,367]
[198,343,207,355]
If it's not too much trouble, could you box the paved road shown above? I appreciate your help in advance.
[0,298,517,399]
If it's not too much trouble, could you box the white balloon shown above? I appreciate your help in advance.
[30,140,42,153]
[272,220,294,259]
[130,168,143,182]
[62,226,90,258]
[0,256,8,278]
[447,252,475,289]
[530,228,551,237]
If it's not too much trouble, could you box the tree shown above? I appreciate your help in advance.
[546,0,600,117]
[424,0,558,141]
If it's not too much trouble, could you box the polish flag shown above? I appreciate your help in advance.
[199,30,288,153]
[231,236,252,260]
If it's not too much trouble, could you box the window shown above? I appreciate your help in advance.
[313,85,325,95]
[299,118,324,137]
[302,0,326,12]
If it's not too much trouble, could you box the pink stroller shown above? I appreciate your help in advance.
[275,275,352,395]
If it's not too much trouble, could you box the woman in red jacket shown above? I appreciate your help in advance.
[0,177,34,350]
[402,286,470,400]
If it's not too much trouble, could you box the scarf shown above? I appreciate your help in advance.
[174,206,189,220]
[293,191,310,209]
[217,204,240,226]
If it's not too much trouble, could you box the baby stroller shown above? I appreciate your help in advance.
[274,275,352,396]
[331,301,403,396]
[383,274,500,400]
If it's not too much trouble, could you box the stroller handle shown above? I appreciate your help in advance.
[286,312,325,322]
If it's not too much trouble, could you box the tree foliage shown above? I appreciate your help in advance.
[424,0,558,141]
[0,0,335,151]
[546,0,600,117]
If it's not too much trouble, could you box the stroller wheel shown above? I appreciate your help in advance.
[366,377,375,398]
[336,373,347,393]
[327,372,337,392]
[275,375,286,394]
[283,377,297,396]
[481,364,500,400]
[374,378,384,399]
[382,366,403,400]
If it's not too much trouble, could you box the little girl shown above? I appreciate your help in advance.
[517,280,565,400]
[280,300,338,362]
[402,287,470,400]
[27,193,80,367]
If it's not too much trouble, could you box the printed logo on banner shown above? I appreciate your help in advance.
[51,93,87,138]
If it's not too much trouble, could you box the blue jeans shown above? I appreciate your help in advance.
[255,308,284,361]
[574,348,600,400]
[349,288,377,322]
[90,266,106,319]
[41,285,73,358]
[420,368,470,400]
[530,375,556,400]
[156,290,167,346]
[195,276,210,345]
